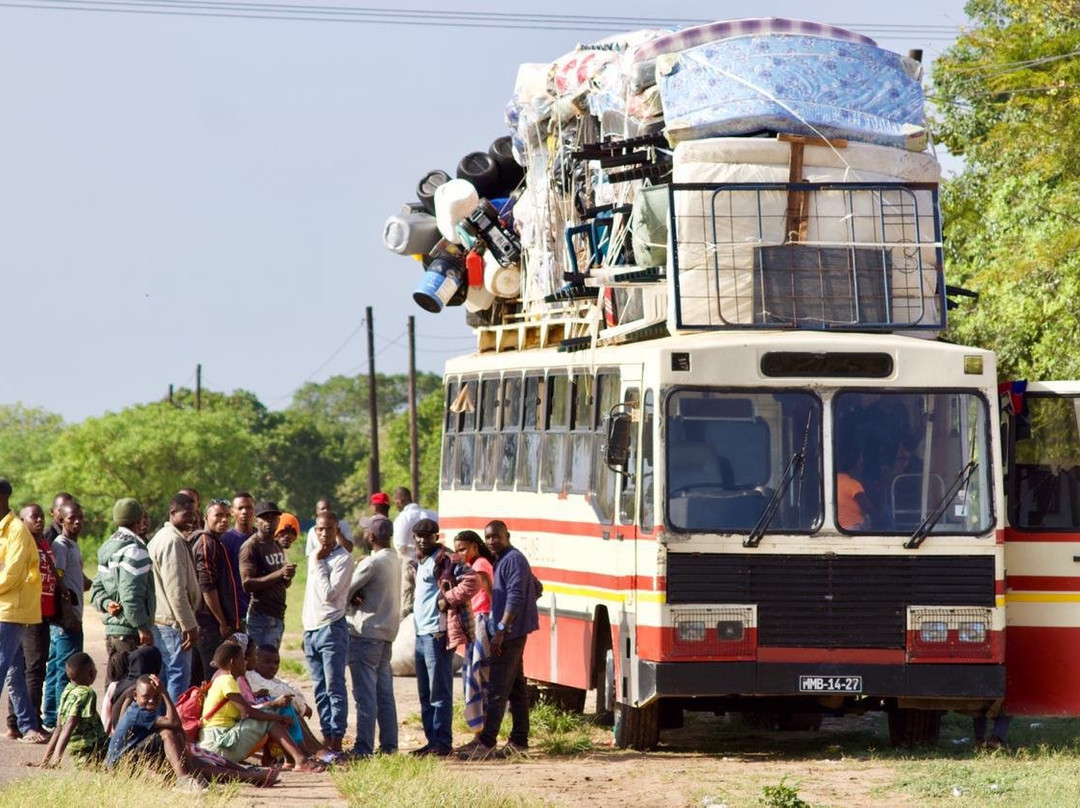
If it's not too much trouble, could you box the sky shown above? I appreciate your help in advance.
[0,0,970,423]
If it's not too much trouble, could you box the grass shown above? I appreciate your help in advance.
[527,700,593,755]
[278,657,307,677]
[0,760,241,808]
[331,753,545,807]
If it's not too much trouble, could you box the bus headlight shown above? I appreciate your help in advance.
[717,620,745,641]
[958,621,987,643]
[676,620,706,642]
[918,621,948,643]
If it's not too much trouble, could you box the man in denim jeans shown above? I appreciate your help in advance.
[345,515,401,758]
[147,493,201,701]
[240,501,296,650]
[410,517,458,757]
[302,511,354,755]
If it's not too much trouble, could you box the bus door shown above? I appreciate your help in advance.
[1004,381,1080,714]
[614,375,644,700]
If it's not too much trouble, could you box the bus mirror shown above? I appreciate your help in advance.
[606,411,632,472]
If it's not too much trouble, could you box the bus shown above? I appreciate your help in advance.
[435,169,1015,749]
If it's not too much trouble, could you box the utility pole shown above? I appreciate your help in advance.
[366,307,381,496]
[408,315,420,498]
[168,384,174,405]
[195,364,202,412]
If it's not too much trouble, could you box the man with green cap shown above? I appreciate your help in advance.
[89,498,157,681]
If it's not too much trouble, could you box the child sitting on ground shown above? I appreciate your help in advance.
[246,644,327,758]
[108,673,279,791]
[199,642,322,772]
[40,652,108,767]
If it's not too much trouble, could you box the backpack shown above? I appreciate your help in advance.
[176,681,226,742]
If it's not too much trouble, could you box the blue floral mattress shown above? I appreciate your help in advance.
[658,34,927,151]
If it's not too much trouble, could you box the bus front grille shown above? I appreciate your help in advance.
[666,553,995,649]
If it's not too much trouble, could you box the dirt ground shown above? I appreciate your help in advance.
[0,616,913,807]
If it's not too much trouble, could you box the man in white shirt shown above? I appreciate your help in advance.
[391,487,436,617]
[302,510,355,755]
[305,498,353,556]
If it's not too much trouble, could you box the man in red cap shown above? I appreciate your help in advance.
[370,493,391,519]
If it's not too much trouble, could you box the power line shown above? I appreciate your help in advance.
[0,0,964,39]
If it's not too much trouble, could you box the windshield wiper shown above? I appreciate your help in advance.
[745,411,812,548]
[905,459,979,549]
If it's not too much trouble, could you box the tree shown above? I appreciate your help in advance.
[933,1,1080,378]
[372,388,444,509]
[0,404,65,507]
[31,402,260,537]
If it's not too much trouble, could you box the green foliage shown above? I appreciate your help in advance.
[377,387,445,509]
[0,403,65,507]
[760,778,810,808]
[30,401,260,536]
[2,371,443,536]
[933,2,1080,378]
[527,701,594,755]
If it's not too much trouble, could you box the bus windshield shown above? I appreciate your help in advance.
[665,390,822,533]
[833,391,993,535]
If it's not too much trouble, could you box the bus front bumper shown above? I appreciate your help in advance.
[640,660,1005,701]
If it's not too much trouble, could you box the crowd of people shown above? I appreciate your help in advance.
[0,478,540,790]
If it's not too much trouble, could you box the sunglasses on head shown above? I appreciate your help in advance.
[209,498,230,507]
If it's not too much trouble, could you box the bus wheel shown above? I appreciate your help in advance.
[613,700,660,751]
[777,712,823,731]
[594,649,615,727]
[540,683,586,713]
[887,708,942,747]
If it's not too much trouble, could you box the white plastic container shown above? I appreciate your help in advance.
[434,179,480,244]
[483,250,521,298]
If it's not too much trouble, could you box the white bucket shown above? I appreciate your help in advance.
[434,178,479,244]
[483,249,521,298]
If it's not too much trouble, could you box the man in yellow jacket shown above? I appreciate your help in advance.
[0,478,44,741]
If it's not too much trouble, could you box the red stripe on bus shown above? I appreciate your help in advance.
[996,579,1006,595]
[531,566,665,592]
[1004,529,1080,543]
[438,515,655,541]
[1007,576,1080,592]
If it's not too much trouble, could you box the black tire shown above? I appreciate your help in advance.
[777,712,823,732]
[539,684,587,713]
[613,700,660,751]
[594,649,615,727]
[732,711,779,730]
[887,708,942,747]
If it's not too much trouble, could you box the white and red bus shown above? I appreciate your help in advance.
[433,155,1080,748]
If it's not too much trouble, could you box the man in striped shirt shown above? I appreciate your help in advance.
[89,498,157,682]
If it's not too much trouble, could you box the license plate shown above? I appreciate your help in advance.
[798,675,863,693]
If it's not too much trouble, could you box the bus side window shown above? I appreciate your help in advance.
[457,378,478,488]
[517,374,543,491]
[640,389,654,532]
[591,371,619,524]
[497,374,522,490]
[541,374,570,493]
[476,376,500,490]
[442,378,459,487]
[619,387,640,525]
[568,372,593,494]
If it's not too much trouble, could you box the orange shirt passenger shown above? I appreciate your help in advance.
[836,473,868,530]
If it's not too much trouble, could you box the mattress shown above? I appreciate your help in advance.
[658,35,927,151]
[632,17,877,90]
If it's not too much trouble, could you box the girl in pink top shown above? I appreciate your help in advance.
[454,531,496,734]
